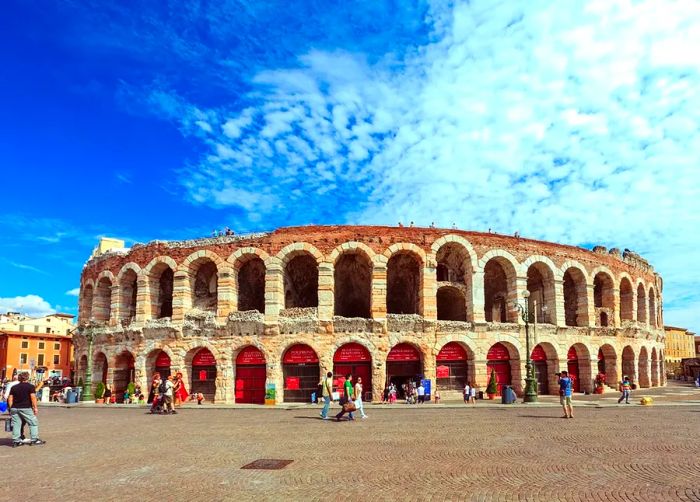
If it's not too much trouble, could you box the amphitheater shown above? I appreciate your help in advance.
[74,225,666,404]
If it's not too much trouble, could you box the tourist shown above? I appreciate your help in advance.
[417,382,426,404]
[163,375,176,414]
[469,383,476,404]
[3,374,27,442]
[174,372,189,406]
[335,374,355,421]
[463,382,470,404]
[150,373,162,414]
[382,385,389,403]
[558,371,574,419]
[618,376,632,404]
[389,383,397,404]
[103,384,112,404]
[196,392,204,405]
[434,388,441,404]
[319,371,333,420]
[354,376,368,419]
[7,372,45,447]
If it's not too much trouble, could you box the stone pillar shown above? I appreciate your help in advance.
[109,284,119,327]
[423,347,436,386]
[514,277,528,324]
[371,262,387,320]
[371,360,386,402]
[135,276,150,323]
[471,271,486,323]
[172,270,190,322]
[473,357,489,391]
[546,357,560,396]
[630,288,638,322]
[612,287,621,327]
[422,264,437,320]
[586,285,596,327]
[264,261,283,324]
[217,266,235,322]
[216,357,234,404]
[318,261,334,321]
[553,279,566,326]
[134,357,147,395]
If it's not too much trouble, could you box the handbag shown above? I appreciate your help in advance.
[343,401,357,412]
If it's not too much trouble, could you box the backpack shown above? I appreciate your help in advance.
[158,380,168,395]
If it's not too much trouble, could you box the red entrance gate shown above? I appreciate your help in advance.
[486,343,511,396]
[567,346,580,393]
[436,342,468,391]
[386,343,422,398]
[283,344,319,403]
[333,343,372,401]
[154,351,171,379]
[531,345,548,395]
[235,346,266,404]
[191,348,217,402]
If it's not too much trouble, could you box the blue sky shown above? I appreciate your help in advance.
[1,1,699,333]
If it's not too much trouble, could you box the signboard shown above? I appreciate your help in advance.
[264,383,276,405]
[285,377,300,390]
[198,370,208,381]
[236,346,266,366]
[387,343,420,362]
[421,379,431,400]
[436,342,467,361]
[436,365,450,378]
[283,345,319,364]
[487,343,510,361]
[531,345,546,361]
[193,349,216,366]
[155,351,171,367]
[567,346,578,361]
[333,343,371,362]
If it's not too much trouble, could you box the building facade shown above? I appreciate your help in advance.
[74,226,666,403]
[663,325,696,375]
[0,330,74,381]
[0,312,75,336]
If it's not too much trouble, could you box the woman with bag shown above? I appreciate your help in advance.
[354,377,368,419]
[335,374,356,421]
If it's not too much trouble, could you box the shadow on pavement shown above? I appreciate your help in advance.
[517,415,565,419]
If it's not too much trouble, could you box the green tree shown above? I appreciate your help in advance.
[486,368,498,395]
[95,382,105,399]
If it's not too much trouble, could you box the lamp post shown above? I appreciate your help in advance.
[81,330,95,401]
[516,290,538,403]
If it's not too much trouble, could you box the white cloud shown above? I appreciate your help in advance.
[158,0,700,333]
[0,295,55,317]
[65,288,80,297]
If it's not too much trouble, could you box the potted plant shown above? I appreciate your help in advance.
[594,373,606,394]
[486,368,498,399]
[95,382,105,404]
[126,382,136,404]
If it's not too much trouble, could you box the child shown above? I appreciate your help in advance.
[138,393,146,405]
[196,392,204,405]
[434,389,441,404]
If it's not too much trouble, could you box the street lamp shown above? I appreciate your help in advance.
[81,330,95,402]
[515,290,538,403]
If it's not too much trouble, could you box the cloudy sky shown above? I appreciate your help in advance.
[1,0,698,332]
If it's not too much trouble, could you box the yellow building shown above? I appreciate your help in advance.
[664,325,696,374]
[0,312,75,336]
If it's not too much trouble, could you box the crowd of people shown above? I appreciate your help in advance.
[146,372,201,414]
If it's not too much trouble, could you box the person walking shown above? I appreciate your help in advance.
[469,382,477,404]
[417,382,426,404]
[103,384,112,404]
[463,382,471,404]
[150,373,162,414]
[319,371,333,420]
[163,375,176,414]
[7,372,45,447]
[335,374,355,421]
[558,371,574,419]
[618,376,632,404]
[174,372,189,407]
[354,376,368,419]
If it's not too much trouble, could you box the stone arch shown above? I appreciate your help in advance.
[383,242,427,263]
[480,251,519,323]
[232,340,275,367]
[93,274,113,323]
[333,247,373,318]
[328,241,377,264]
[117,264,140,326]
[431,234,478,268]
[386,341,425,398]
[636,282,647,324]
[181,249,225,270]
[562,265,589,327]
[597,343,618,388]
[619,276,634,322]
[229,248,270,314]
[280,342,321,403]
[386,250,423,315]
[79,281,94,324]
[434,339,475,393]
[638,346,650,388]
[184,254,221,313]
[144,257,176,319]
[436,285,467,321]
[185,345,222,403]
[567,343,592,393]
[622,345,636,384]
[485,340,522,396]
[276,242,325,266]
[112,350,136,402]
[524,258,557,324]
[593,270,615,326]
[648,287,657,328]
[93,351,108,385]
[282,251,319,309]
[433,240,475,283]
[530,341,560,395]
[142,256,178,276]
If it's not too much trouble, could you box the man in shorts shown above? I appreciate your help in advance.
[558,371,574,419]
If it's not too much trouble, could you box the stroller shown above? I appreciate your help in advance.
[149,394,165,414]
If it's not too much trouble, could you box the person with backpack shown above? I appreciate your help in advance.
[162,375,176,414]
[335,374,355,421]
[558,371,574,419]
[150,374,163,414]
[319,371,333,420]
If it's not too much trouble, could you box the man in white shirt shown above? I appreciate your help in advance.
[417,383,426,404]
[3,375,19,400]
[163,375,176,414]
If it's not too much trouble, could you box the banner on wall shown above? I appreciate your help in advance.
[264,383,276,405]
[436,365,450,379]
[285,377,300,390]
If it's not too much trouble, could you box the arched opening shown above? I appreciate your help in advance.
[593,272,614,326]
[648,288,657,328]
[619,278,634,322]
[526,263,555,324]
[284,254,319,309]
[531,344,549,395]
[435,243,471,283]
[651,348,659,387]
[387,252,421,315]
[638,347,650,388]
[80,284,94,323]
[94,277,112,323]
[598,344,618,388]
[563,268,588,327]
[93,352,108,385]
[333,343,372,401]
[148,350,171,380]
[622,346,636,385]
[77,354,88,385]
[150,263,174,319]
[484,258,516,323]
[235,346,266,404]
[334,252,371,318]
[119,269,138,326]
[486,343,512,396]
[190,259,218,312]
[636,284,647,324]
[567,346,581,393]
[282,344,319,402]
[386,343,423,398]
[190,348,217,402]
[436,342,469,392]
[436,286,467,321]
[113,351,135,403]
[237,257,265,313]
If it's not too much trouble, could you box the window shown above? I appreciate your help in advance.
[38,341,45,350]
[46,327,51,333]
[38,354,45,366]
[20,353,28,365]
[54,342,60,351]
[53,354,60,365]
[21,338,28,349]
[34,326,39,333]
[19,325,24,332]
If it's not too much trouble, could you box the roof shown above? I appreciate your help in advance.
[51,313,75,319]
[0,330,73,340]
[663,325,693,333]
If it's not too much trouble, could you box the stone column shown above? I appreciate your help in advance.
[172,270,190,322]
[135,275,150,323]
[216,266,235,322]
[471,270,485,323]
[553,279,566,326]
[514,277,528,324]
[612,287,621,327]
[318,261,334,321]
[422,263,437,320]
[109,284,119,327]
[264,261,283,324]
[371,262,387,320]
[216,358,234,404]
[586,285,596,326]
[371,360,386,402]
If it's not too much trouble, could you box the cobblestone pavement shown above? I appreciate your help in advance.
[3,398,699,502]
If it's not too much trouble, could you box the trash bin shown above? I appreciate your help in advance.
[501,386,517,404]
[67,391,77,404]
[478,391,484,400]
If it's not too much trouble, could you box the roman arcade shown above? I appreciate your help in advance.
[74,226,666,404]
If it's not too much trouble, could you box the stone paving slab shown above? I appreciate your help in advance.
[3,403,699,501]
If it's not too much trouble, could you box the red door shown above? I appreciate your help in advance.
[334,343,372,401]
[235,346,266,404]
[567,347,580,393]
[487,343,511,396]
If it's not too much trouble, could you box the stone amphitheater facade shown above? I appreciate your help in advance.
[74,225,666,404]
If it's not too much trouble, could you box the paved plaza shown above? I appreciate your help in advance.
[3,388,700,502]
